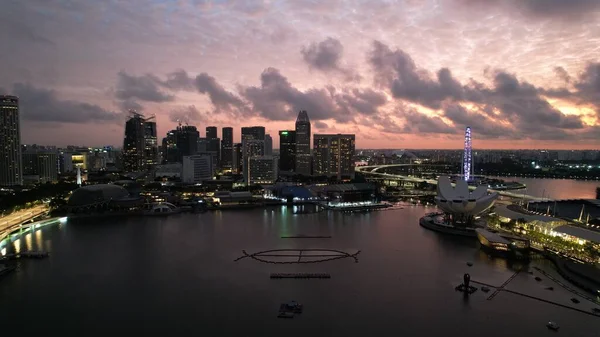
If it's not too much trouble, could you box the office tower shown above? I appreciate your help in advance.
[278,130,296,172]
[241,126,266,142]
[232,143,243,174]
[175,125,199,162]
[197,137,209,152]
[264,134,273,156]
[221,127,233,170]
[144,121,158,168]
[22,150,58,183]
[123,111,156,172]
[248,156,277,185]
[206,126,220,168]
[242,139,264,182]
[161,130,178,164]
[182,154,213,183]
[206,126,217,139]
[295,110,311,176]
[0,95,23,186]
[313,134,356,180]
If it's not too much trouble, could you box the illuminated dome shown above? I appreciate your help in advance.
[434,176,497,216]
[68,184,130,207]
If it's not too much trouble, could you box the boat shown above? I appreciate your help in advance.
[144,202,180,216]
[545,287,554,291]
[277,312,294,319]
[534,276,542,281]
[287,301,303,313]
[467,262,473,267]
[481,286,490,293]
[571,298,580,304]
[546,321,559,331]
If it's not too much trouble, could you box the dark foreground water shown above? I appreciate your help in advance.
[1,205,599,336]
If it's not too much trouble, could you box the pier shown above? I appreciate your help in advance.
[270,273,331,279]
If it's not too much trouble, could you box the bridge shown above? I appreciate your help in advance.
[0,205,50,242]
[356,164,546,201]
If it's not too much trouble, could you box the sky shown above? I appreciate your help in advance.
[1,0,599,150]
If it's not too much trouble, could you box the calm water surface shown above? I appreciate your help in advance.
[492,177,599,199]
[1,206,599,336]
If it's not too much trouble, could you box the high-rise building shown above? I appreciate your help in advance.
[175,125,199,162]
[144,121,158,168]
[295,110,311,176]
[0,95,23,186]
[221,127,233,170]
[241,126,265,142]
[279,130,296,172]
[123,111,157,172]
[161,130,178,164]
[182,154,213,183]
[242,139,265,182]
[264,134,273,156]
[22,150,58,183]
[313,134,356,180]
[248,156,277,185]
[206,126,217,139]
[232,143,243,174]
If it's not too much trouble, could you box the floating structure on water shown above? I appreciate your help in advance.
[277,301,303,318]
[455,273,478,294]
[0,250,49,261]
[281,235,332,239]
[270,273,330,279]
[235,249,360,264]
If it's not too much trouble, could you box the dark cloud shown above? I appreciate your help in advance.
[443,104,514,139]
[194,73,246,112]
[573,62,600,109]
[115,71,174,103]
[163,69,195,90]
[12,83,121,123]
[242,67,368,122]
[336,88,387,115]
[301,38,360,81]
[368,40,472,109]
[554,67,572,84]
[458,0,600,19]
[169,105,204,123]
[314,121,329,129]
[400,109,455,134]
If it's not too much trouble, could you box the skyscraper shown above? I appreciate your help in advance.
[233,143,243,174]
[221,127,233,170]
[295,110,311,176]
[241,126,266,182]
[0,95,22,186]
[161,130,178,164]
[206,126,217,139]
[122,111,147,172]
[144,121,158,168]
[175,125,200,162]
[264,134,273,156]
[242,139,265,183]
[248,156,277,185]
[22,150,58,184]
[278,130,296,172]
[313,134,356,180]
[206,126,220,167]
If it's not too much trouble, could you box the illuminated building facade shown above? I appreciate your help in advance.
[0,95,23,186]
[221,127,234,170]
[248,156,277,185]
[278,130,296,172]
[123,111,157,172]
[295,110,311,176]
[313,134,355,180]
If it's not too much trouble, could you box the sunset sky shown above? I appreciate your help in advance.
[1,0,599,149]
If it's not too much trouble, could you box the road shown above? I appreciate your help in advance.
[0,205,49,234]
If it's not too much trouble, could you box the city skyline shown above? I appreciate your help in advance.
[1,1,600,149]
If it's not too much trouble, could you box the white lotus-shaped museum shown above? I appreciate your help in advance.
[434,176,498,216]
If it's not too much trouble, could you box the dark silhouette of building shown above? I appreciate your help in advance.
[0,95,22,186]
[279,130,296,172]
[241,126,266,181]
[175,125,199,162]
[233,143,243,174]
[295,110,311,176]
[241,126,265,142]
[265,134,273,156]
[123,111,150,172]
[161,130,178,164]
[22,149,58,183]
[221,127,233,170]
[206,126,217,139]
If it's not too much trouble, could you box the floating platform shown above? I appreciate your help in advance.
[270,273,331,279]
[455,284,478,294]
[0,251,49,261]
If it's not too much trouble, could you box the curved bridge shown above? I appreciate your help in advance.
[356,164,545,201]
[0,206,51,241]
